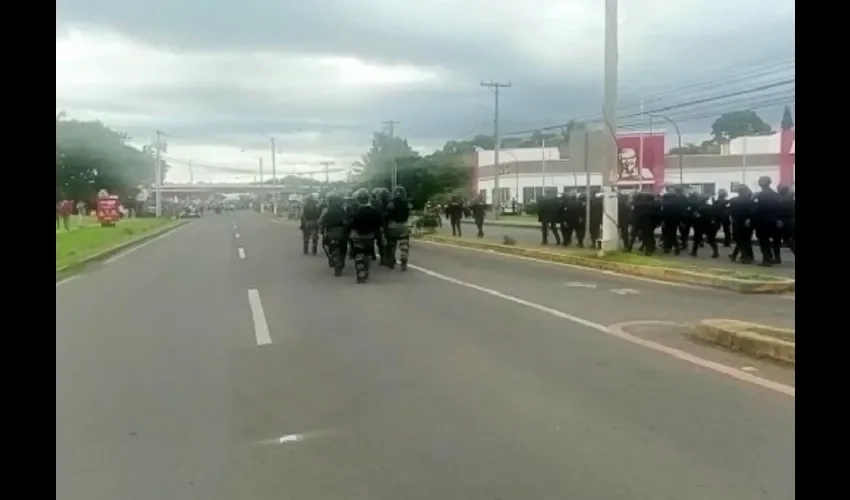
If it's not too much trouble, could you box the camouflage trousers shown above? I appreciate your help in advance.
[384,221,410,270]
[302,221,319,255]
[322,228,347,276]
[350,232,376,283]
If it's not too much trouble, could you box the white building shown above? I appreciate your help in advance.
[474,148,795,205]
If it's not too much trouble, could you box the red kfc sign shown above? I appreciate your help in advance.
[615,133,666,193]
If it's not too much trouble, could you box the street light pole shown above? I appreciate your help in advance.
[650,113,683,186]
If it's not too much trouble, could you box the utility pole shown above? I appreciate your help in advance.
[382,120,400,138]
[270,137,277,184]
[382,120,400,190]
[601,0,620,252]
[188,159,194,184]
[258,157,264,184]
[320,161,334,185]
[270,137,278,214]
[480,80,511,220]
[154,130,165,217]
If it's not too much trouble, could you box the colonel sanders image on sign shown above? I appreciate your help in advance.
[616,147,654,184]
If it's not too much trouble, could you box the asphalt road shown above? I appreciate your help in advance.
[457,219,796,278]
[57,211,795,500]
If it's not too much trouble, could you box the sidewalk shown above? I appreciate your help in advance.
[445,222,795,278]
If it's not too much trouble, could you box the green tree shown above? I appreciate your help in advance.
[781,105,794,130]
[56,114,171,201]
[710,110,773,144]
[357,131,469,207]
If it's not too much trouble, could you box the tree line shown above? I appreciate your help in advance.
[425,105,794,158]
[55,113,171,202]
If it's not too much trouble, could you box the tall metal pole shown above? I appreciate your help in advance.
[382,120,400,190]
[188,159,194,184]
[320,161,334,185]
[481,80,512,219]
[650,113,683,186]
[258,157,264,184]
[541,139,546,192]
[154,130,163,217]
[270,137,277,184]
[601,0,620,251]
[584,131,592,244]
[639,100,645,190]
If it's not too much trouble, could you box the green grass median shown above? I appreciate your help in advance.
[56,218,181,271]
[420,233,787,283]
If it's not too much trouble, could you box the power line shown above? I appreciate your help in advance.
[504,79,794,136]
[619,57,794,111]
[619,90,795,129]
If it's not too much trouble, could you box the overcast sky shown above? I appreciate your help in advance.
[56,0,795,183]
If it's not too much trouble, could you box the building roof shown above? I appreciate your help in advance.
[475,153,780,179]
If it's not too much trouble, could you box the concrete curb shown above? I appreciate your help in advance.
[460,219,537,228]
[56,219,190,280]
[413,234,795,294]
[692,319,795,365]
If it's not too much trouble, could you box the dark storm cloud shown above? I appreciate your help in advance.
[57,0,795,154]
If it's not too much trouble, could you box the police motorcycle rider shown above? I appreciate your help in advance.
[300,194,321,255]
[383,185,411,271]
[350,188,385,283]
[318,191,349,276]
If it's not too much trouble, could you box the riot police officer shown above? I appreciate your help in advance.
[350,188,384,283]
[300,194,321,255]
[384,186,411,271]
[318,192,348,276]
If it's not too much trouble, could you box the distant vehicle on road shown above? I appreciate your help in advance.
[179,205,201,218]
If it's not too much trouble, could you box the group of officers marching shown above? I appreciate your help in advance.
[535,175,795,267]
[298,186,411,283]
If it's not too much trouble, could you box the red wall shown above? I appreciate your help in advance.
[616,133,666,193]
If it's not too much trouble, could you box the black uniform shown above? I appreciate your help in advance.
[445,201,464,236]
[538,196,561,245]
[753,187,781,265]
[689,197,719,258]
[301,199,321,255]
[715,192,732,246]
[470,200,487,237]
[729,193,755,264]
[320,200,348,276]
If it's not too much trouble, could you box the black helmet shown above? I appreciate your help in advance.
[393,185,407,199]
[327,192,343,206]
[354,188,370,205]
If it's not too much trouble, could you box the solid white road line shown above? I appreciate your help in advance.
[409,264,795,398]
[247,289,272,346]
[238,247,246,259]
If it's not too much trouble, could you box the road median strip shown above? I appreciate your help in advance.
[691,319,795,365]
[413,233,794,294]
[56,218,190,279]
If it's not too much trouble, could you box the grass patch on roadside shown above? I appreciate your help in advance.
[424,234,786,282]
[55,215,100,233]
[56,218,178,270]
